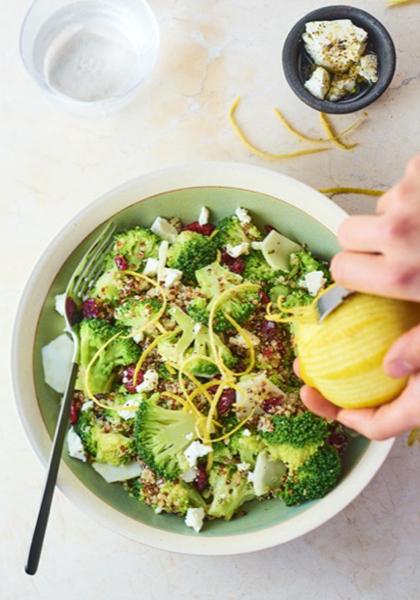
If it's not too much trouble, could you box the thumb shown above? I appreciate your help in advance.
[384,324,420,378]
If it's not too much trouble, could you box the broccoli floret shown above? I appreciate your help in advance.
[213,216,262,248]
[208,464,255,520]
[187,297,209,326]
[212,288,258,333]
[212,442,234,464]
[280,445,342,506]
[78,319,141,395]
[282,250,331,309]
[134,396,197,479]
[114,297,162,335]
[132,468,206,515]
[230,431,264,468]
[167,231,217,284]
[260,412,329,471]
[74,405,135,465]
[90,269,122,303]
[243,251,281,286]
[111,227,159,270]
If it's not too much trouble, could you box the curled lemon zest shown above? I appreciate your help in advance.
[164,361,177,375]
[388,0,413,5]
[205,380,225,443]
[209,406,257,443]
[134,327,181,384]
[273,108,367,145]
[229,97,330,160]
[178,354,220,408]
[319,187,384,197]
[320,112,356,151]
[219,312,256,376]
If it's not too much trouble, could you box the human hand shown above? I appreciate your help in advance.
[299,156,420,440]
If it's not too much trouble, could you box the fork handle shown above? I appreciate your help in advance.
[25,362,79,576]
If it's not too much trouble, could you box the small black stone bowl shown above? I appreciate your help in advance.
[282,5,396,114]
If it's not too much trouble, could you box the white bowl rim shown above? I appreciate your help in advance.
[11,161,394,555]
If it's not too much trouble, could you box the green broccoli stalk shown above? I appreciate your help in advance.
[213,216,262,249]
[260,412,329,472]
[111,227,160,270]
[78,319,141,395]
[167,231,217,284]
[114,297,162,335]
[130,468,206,515]
[243,250,282,286]
[208,464,255,520]
[134,396,198,479]
[229,431,264,468]
[280,445,342,506]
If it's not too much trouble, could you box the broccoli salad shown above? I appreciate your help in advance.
[44,207,349,533]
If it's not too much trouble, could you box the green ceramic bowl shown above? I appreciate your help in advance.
[12,162,393,555]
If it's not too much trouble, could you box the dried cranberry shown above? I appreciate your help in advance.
[259,290,270,305]
[261,346,274,358]
[65,297,81,325]
[183,221,215,236]
[260,320,277,338]
[217,388,236,416]
[82,298,100,319]
[262,396,284,413]
[114,255,128,270]
[70,400,81,424]
[122,365,144,394]
[194,463,208,492]
[327,432,347,452]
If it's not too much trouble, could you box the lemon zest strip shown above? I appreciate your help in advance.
[319,112,356,151]
[319,187,384,197]
[229,97,330,160]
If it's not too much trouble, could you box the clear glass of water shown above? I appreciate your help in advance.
[20,0,160,115]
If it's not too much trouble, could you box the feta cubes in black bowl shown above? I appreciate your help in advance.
[282,5,396,114]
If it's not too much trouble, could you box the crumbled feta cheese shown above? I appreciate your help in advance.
[184,441,212,468]
[42,334,74,394]
[327,70,358,102]
[235,207,251,224]
[136,369,159,393]
[237,462,250,472]
[163,268,183,288]
[133,332,144,344]
[229,332,260,348]
[358,53,378,84]
[181,467,198,483]
[81,400,93,413]
[304,66,331,100]
[185,432,194,441]
[303,20,367,73]
[155,506,163,514]
[198,206,210,226]
[151,217,178,242]
[143,257,159,276]
[185,507,205,533]
[242,428,251,437]
[157,240,169,281]
[193,323,202,335]
[301,270,326,296]
[67,428,86,462]
[119,397,142,420]
[54,293,66,316]
[92,461,142,483]
[247,471,255,484]
[226,242,250,258]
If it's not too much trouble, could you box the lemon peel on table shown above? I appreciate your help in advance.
[273,108,367,145]
[388,0,418,6]
[319,187,385,197]
[319,112,357,150]
[229,97,330,160]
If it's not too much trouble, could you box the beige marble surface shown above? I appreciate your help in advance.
[2,1,420,598]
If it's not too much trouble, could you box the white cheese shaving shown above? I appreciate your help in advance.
[67,428,86,462]
[198,206,210,226]
[185,507,205,533]
[151,217,178,243]
[54,293,66,316]
[92,461,143,483]
[42,334,74,394]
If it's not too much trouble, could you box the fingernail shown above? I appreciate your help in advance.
[387,359,414,378]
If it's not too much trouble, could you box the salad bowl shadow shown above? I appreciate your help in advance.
[12,162,393,555]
